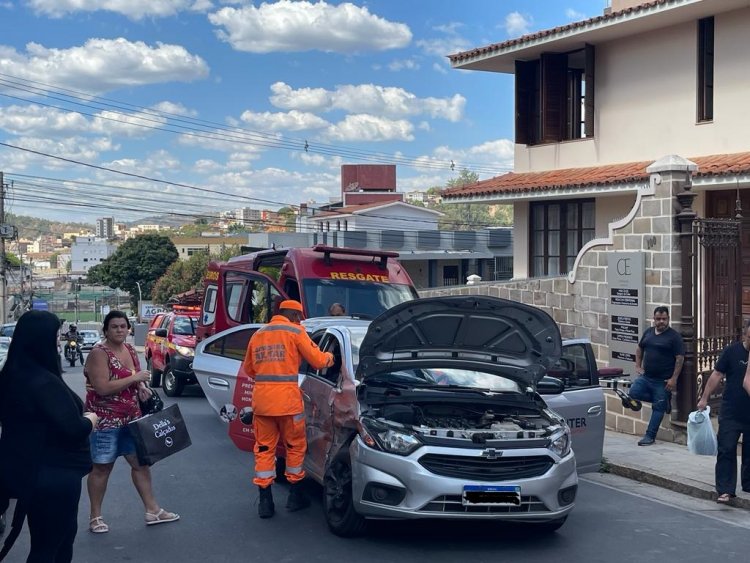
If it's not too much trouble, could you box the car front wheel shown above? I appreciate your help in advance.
[162,365,184,397]
[147,355,161,387]
[323,450,366,537]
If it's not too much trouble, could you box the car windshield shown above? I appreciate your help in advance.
[302,280,415,319]
[364,368,522,393]
[173,316,196,335]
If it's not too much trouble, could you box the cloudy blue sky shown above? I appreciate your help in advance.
[0,0,605,223]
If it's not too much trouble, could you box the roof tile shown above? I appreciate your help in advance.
[443,152,750,199]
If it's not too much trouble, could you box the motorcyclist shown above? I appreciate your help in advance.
[63,324,84,361]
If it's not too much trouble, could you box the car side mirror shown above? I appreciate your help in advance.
[537,375,565,395]
[155,328,168,337]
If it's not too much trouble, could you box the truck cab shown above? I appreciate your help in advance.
[196,245,418,341]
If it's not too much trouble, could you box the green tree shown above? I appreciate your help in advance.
[151,245,244,304]
[5,253,22,267]
[276,207,297,231]
[87,234,179,304]
[432,169,513,230]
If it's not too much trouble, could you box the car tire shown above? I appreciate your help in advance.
[533,516,568,533]
[162,365,184,397]
[147,355,161,387]
[323,450,366,537]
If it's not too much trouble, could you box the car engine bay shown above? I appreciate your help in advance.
[369,402,564,441]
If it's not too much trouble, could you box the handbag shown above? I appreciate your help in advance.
[138,386,164,416]
[127,404,192,466]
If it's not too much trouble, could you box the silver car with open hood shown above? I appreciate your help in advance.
[193,296,605,536]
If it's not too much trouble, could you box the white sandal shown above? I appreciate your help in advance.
[89,516,109,534]
[145,508,180,526]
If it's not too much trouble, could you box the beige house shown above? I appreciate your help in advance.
[434,0,750,441]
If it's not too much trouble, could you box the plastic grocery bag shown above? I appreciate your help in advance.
[687,406,718,456]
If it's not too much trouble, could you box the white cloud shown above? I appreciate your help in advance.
[0,2,13,9]
[27,0,210,20]
[290,151,343,170]
[565,8,587,21]
[151,101,198,117]
[388,58,420,72]
[0,104,165,138]
[208,1,411,54]
[239,109,329,132]
[192,158,222,174]
[102,150,181,175]
[324,114,414,142]
[0,38,209,94]
[177,128,266,158]
[504,12,532,37]
[269,82,465,122]
[405,139,514,177]
[0,105,89,136]
[432,62,448,75]
[0,135,117,171]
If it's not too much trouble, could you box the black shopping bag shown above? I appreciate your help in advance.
[127,404,192,466]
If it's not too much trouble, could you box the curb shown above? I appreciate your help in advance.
[607,462,750,510]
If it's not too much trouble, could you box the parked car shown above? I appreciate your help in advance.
[0,323,16,339]
[145,308,199,397]
[0,336,10,368]
[79,330,101,351]
[194,296,606,536]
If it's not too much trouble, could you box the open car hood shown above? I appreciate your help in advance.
[357,296,561,388]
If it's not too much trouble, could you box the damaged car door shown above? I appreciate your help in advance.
[302,329,361,482]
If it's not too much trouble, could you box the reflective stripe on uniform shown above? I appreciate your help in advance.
[255,375,298,382]
[285,465,303,474]
[292,412,305,422]
[258,325,302,335]
[255,469,276,478]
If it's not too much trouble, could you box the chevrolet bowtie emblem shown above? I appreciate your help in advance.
[481,448,501,460]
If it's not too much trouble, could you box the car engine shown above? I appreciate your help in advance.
[372,402,563,441]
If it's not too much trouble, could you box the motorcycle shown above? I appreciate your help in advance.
[64,338,84,367]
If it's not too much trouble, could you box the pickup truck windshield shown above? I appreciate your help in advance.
[302,279,415,319]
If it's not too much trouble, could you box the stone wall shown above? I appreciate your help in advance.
[420,157,696,440]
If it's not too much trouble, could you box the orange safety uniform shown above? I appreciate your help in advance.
[242,314,333,487]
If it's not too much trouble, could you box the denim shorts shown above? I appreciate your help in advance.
[90,426,136,464]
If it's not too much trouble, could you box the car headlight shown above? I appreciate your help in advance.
[550,428,571,458]
[175,345,194,357]
[358,417,422,456]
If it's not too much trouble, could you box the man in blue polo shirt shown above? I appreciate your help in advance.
[631,306,685,446]
[699,321,750,503]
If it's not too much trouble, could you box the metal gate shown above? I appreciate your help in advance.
[693,217,742,413]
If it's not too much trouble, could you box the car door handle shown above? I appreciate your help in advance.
[587,406,603,416]
[302,393,311,402]
[208,377,229,389]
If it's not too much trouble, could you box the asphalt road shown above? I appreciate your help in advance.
[4,358,750,562]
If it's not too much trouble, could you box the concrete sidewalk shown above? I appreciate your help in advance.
[604,429,750,509]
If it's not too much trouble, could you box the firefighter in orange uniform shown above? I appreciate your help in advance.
[241,299,333,518]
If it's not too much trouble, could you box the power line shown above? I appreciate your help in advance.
[0,72,513,176]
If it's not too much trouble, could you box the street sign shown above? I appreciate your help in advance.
[140,301,167,320]
[0,224,16,239]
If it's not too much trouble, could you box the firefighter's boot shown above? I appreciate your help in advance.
[286,482,311,512]
[258,486,275,519]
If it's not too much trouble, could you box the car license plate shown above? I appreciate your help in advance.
[462,485,521,506]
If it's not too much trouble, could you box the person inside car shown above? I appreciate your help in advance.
[328,303,346,316]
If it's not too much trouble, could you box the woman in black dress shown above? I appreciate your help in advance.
[0,310,98,562]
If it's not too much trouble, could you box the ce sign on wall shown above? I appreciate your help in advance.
[607,252,645,376]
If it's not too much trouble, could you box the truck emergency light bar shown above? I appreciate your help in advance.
[312,244,399,269]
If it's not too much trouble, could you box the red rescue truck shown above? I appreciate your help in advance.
[196,245,417,342]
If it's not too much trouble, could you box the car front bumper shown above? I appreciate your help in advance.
[349,437,577,521]
[171,353,197,384]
